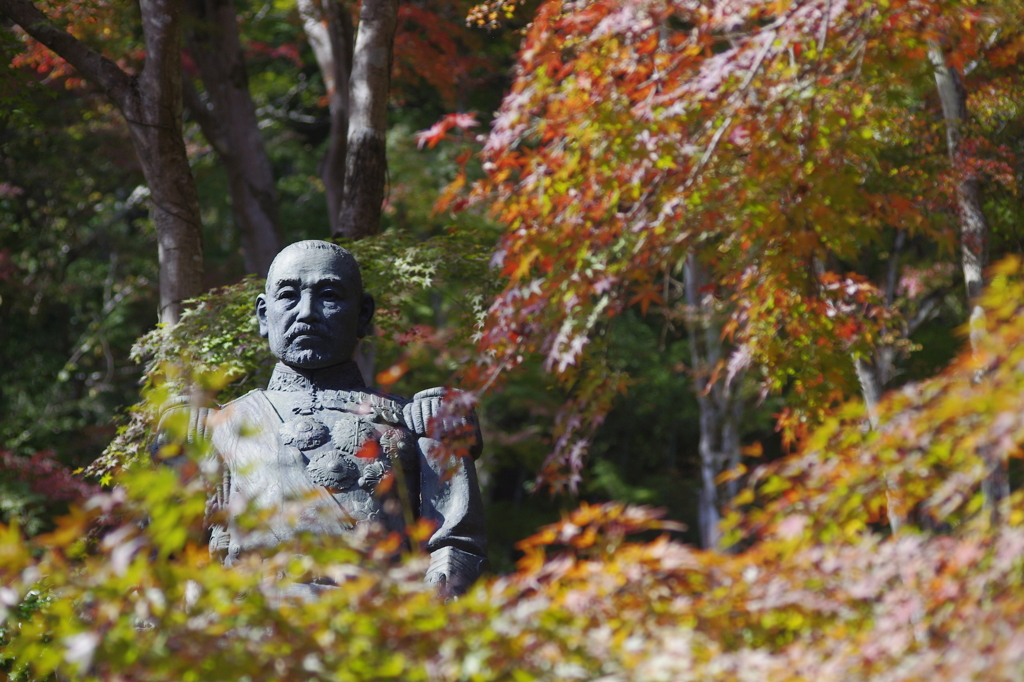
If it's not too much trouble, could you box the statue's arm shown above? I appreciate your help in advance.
[154,399,229,556]
[416,435,489,597]
[404,388,488,597]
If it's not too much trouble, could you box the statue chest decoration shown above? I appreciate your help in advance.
[276,388,415,495]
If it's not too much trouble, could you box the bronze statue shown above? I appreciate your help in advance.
[164,241,487,597]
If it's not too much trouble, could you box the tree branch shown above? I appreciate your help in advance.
[181,72,229,159]
[884,229,906,307]
[0,0,132,107]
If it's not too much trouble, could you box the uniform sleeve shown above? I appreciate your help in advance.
[402,388,489,596]
[417,434,489,597]
[402,387,483,459]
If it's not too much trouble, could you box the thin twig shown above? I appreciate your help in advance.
[687,28,777,184]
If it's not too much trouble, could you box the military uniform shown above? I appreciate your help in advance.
[170,361,488,596]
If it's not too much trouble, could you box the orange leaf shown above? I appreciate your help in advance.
[358,440,382,460]
[629,284,664,315]
[376,361,409,387]
[635,32,658,55]
[375,470,395,495]
[406,518,438,544]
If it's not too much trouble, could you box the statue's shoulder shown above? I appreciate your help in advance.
[357,387,411,407]
[153,393,220,455]
[213,389,284,432]
[217,388,269,410]
[326,387,408,424]
[157,389,271,436]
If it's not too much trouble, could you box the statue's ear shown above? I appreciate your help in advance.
[357,292,375,339]
[256,293,270,338]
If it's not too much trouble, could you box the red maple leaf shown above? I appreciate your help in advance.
[416,112,479,149]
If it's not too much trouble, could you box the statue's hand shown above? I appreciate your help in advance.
[403,387,483,459]
[403,387,449,434]
[425,546,488,600]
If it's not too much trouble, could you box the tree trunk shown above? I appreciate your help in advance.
[853,355,883,429]
[684,254,743,551]
[854,350,906,532]
[929,44,988,352]
[298,0,353,236]
[185,0,280,276]
[929,44,1006,506]
[0,0,206,325]
[852,229,908,532]
[335,0,397,239]
[129,0,206,324]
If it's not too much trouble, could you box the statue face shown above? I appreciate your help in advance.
[256,246,375,370]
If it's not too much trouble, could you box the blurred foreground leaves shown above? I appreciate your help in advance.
[7,258,1024,681]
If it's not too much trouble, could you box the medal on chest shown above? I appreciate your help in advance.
[277,391,413,493]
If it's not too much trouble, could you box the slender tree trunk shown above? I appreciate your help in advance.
[298,0,353,236]
[851,228,906,427]
[929,44,1006,506]
[684,254,742,551]
[185,0,280,276]
[0,0,206,324]
[854,348,905,532]
[128,0,206,324]
[929,44,989,351]
[300,0,393,240]
[849,226,916,426]
[851,230,906,531]
[853,355,884,428]
[335,0,397,239]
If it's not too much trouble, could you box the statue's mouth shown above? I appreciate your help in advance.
[286,326,327,343]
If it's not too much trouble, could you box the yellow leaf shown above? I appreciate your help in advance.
[741,442,764,457]
[716,464,748,485]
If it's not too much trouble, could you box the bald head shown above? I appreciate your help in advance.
[266,241,363,297]
[257,241,375,369]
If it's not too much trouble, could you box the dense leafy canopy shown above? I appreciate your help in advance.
[465,0,1023,486]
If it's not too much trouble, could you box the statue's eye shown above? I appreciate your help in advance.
[276,287,299,301]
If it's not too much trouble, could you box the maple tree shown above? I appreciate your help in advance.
[0,449,100,536]
[451,0,1024,545]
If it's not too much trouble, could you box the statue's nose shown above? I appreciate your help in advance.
[296,291,320,321]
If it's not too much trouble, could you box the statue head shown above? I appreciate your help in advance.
[256,241,375,370]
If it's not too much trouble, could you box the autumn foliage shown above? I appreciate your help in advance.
[5,0,1024,678]
[461,0,1023,487]
[5,256,1024,679]
[0,450,99,506]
